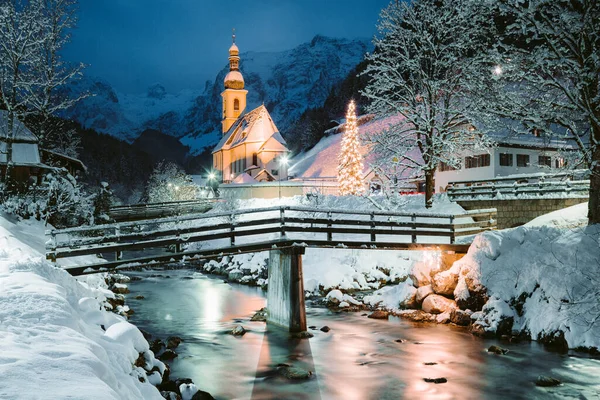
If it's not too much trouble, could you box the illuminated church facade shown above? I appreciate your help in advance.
[212,35,290,184]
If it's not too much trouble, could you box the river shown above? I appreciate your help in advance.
[125,269,600,400]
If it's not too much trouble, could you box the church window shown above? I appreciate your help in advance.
[272,169,279,176]
[252,153,258,166]
[234,98,240,111]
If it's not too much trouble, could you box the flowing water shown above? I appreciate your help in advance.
[125,269,600,400]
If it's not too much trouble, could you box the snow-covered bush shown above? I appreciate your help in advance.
[0,171,93,228]
[145,161,199,203]
[93,181,113,223]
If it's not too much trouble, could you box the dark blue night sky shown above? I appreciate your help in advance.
[64,0,390,94]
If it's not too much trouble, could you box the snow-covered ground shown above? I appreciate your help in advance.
[0,213,164,399]
[455,202,600,349]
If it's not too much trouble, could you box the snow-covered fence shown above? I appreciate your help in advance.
[108,198,219,222]
[45,205,497,275]
[447,171,590,201]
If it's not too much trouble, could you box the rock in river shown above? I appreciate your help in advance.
[422,294,457,314]
[535,376,561,387]
[368,310,389,319]
[231,325,246,336]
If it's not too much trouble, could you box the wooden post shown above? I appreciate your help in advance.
[450,215,455,244]
[280,208,286,238]
[50,231,57,263]
[266,246,307,333]
[411,214,417,244]
[230,213,235,246]
[370,212,376,242]
[327,211,332,242]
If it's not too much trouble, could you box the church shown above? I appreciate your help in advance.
[212,35,290,184]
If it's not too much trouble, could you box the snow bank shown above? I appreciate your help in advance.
[0,215,162,399]
[454,212,600,349]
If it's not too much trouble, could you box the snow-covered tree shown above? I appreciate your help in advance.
[337,100,365,195]
[362,0,495,207]
[0,0,41,183]
[25,0,86,155]
[478,0,600,224]
[146,161,199,203]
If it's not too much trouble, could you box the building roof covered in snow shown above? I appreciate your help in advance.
[0,110,38,143]
[213,105,287,153]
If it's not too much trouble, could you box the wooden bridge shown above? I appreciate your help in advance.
[47,205,496,333]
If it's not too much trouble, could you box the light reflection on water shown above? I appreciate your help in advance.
[126,270,600,400]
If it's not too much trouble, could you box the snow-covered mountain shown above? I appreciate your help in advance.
[63,35,371,154]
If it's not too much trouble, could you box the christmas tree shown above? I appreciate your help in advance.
[337,100,365,195]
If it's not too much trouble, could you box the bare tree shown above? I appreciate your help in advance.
[362,0,497,207]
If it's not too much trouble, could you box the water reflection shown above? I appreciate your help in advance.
[126,270,600,400]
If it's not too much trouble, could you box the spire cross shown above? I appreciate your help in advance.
[232,28,236,44]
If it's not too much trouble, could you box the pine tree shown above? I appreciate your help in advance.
[337,100,365,195]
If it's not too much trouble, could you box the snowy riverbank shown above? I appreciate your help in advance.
[0,214,165,399]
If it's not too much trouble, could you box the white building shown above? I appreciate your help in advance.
[434,131,576,191]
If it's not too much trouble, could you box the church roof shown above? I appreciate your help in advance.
[213,105,287,153]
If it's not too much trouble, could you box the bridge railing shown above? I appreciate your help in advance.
[108,198,219,222]
[45,206,497,268]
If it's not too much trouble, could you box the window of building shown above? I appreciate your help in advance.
[252,153,258,166]
[439,161,457,172]
[555,157,566,168]
[271,169,279,176]
[465,154,490,169]
[538,155,551,167]
[499,153,513,167]
[517,154,530,167]
[234,98,240,111]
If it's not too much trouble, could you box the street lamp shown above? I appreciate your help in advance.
[278,155,289,199]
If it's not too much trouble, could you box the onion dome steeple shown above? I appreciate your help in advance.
[224,29,244,90]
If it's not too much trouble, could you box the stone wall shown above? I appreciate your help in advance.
[457,197,588,229]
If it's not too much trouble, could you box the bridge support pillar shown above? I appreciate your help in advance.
[266,246,307,333]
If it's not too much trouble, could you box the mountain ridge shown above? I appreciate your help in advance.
[62,35,371,154]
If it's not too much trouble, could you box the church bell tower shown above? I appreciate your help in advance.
[222,30,248,134]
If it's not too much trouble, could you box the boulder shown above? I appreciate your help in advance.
[320,326,330,333]
[487,345,509,355]
[401,289,418,309]
[431,269,458,296]
[161,391,181,400]
[158,349,178,361]
[290,331,314,339]
[278,365,313,380]
[368,310,389,319]
[436,311,451,324]
[416,285,434,304]
[450,309,472,326]
[166,336,182,350]
[408,261,435,287]
[251,308,267,322]
[422,294,457,314]
[398,310,436,323]
[231,325,246,336]
[424,377,447,384]
[191,390,215,400]
[535,376,561,387]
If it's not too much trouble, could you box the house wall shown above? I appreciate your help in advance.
[261,151,288,180]
[219,182,303,199]
[435,146,567,192]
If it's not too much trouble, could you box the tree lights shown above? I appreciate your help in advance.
[337,100,365,196]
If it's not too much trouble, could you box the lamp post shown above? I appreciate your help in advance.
[278,155,289,199]
[207,172,217,198]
